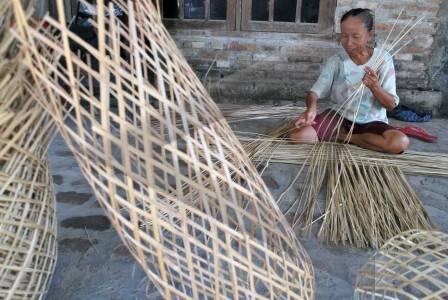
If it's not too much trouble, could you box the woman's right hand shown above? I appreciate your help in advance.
[294,109,317,128]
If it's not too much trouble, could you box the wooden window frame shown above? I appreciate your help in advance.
[162,0,336,33]
[241,0,335,33]
[162,0,237,30]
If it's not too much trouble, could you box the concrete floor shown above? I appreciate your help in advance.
[46,115,448,300]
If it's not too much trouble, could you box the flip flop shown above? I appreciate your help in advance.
[396,126,438,142]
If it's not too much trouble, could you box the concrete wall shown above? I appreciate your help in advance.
[168,0,446,115]
[33,0,48,17]
[429,0,448,116]
[34,0,76,19]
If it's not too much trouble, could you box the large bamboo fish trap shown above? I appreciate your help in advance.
[354,230,448,299]
[0,1,58,299]
[11,0,314,298]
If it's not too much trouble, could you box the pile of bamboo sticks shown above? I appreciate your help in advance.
[240,116,435,248]
[242,136,448,177]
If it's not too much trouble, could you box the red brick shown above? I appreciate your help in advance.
[227,42,257,51]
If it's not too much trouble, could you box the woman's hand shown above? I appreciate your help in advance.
[362,66,396,110]
[362,66,380,91]
[295,109,317,128]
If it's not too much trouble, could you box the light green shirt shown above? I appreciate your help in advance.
[310,48,399,124]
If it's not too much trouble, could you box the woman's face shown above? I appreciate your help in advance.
[340,16,373,56]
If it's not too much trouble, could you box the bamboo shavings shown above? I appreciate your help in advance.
[12,0,314,298]
[354,230,448,299]
[227,103,448,177]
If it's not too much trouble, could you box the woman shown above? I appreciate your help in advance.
[289,8,409,154]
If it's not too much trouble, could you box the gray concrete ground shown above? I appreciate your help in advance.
[46,116,448,300]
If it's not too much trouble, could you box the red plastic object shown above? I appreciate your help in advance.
[396,126,438,142]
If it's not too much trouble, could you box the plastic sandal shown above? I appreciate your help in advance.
[396,126,438,142]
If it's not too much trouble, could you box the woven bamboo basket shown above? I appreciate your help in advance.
[354,229,448,299]
[12,0,314,298]
[0,2,58,298]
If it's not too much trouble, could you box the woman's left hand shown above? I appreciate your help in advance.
[362,67,380,90]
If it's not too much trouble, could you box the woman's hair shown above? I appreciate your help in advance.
[341,8,374,31]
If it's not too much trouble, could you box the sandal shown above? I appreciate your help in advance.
[396,126,438,142]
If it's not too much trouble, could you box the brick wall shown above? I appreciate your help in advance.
[168,0,445,114]
[336,0,441,90]
[169,30,340,103]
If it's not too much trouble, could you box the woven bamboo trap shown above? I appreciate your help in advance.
[0,1,58,299]
[11,0,314,298]
[354,230,448,299]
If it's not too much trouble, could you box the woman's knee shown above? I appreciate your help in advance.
[384,131,410,154]
[288,126,318,143]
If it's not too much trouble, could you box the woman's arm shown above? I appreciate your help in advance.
[363,66,397,110]
[306,91,318,112]
[295,57,338,128]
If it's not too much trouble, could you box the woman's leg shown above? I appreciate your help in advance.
[347,129,410,154]
[289,109,344,143]
[288,126,318,144]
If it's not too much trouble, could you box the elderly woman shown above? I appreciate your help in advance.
[289,8,409,154]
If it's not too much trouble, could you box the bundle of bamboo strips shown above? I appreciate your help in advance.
[242,137,448,177]
[11,0,314,298]
[242,121,433,248]
[0,1,58,298]
[355,230,448,299]
[224,104,448,176]
[220,103,306,123]
[320,144,431,248]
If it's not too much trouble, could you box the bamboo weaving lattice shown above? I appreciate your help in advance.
[0,1,58,298]
[11,0,314,298]
[354,230,448,299]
